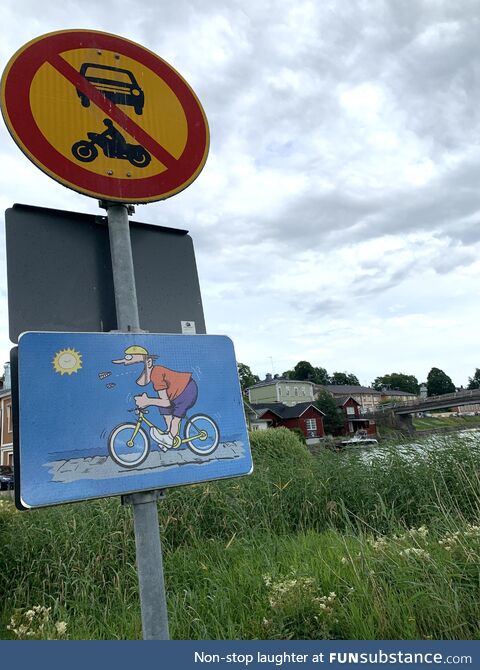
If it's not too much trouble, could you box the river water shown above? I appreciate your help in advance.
[357,428,480,463]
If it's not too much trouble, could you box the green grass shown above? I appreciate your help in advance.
[413,415,480,430]
[1,428,479,639]
[168,521,480,640]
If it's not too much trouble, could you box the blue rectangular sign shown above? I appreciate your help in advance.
[17,332,252,508]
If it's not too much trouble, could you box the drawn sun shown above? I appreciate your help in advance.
[52,348,83,375]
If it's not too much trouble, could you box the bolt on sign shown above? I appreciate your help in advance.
[0,30,209,203]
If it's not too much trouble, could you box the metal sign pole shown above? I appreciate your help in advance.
[106,201,170,640]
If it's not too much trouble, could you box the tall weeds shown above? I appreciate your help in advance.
[1,429,479,639]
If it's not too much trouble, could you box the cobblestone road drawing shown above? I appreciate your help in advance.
[46,440,246,483]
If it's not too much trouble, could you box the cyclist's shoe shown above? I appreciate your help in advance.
[150,427,173,449]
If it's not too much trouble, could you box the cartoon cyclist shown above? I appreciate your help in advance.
[112,345,198,450]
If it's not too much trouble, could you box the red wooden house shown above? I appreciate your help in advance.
[0,388,13,466]
[334,396,377,436]
[250,402,325,441]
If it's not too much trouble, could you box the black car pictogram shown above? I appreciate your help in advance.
[77,63,145,115]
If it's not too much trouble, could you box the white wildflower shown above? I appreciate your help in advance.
[399,547,430,558]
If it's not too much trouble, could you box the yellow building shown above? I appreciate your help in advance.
[247,374,315,407]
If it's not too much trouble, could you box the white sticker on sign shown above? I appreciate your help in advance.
[181,321,196,334]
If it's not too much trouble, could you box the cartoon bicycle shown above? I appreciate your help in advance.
[108,407,220,468]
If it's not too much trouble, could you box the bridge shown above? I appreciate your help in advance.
[378,388,480,414]
[368,388,480,434]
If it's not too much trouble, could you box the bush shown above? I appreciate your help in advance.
[288,427,306,444]
[158,428,318,546]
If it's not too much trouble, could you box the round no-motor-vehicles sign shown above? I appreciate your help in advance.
[0,30,209,203]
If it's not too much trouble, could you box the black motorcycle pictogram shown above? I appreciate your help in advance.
[71,119,151,168]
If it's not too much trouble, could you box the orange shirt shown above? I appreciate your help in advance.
[150,366,192,400]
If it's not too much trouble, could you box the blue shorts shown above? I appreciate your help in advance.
[158,379,198,418]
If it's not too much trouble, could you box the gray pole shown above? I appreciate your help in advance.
[106,203,141,331]
[106,202,170,640]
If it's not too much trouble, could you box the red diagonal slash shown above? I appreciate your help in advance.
[47,53,178,169]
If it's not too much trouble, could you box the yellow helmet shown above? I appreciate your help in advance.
[124,345,148,356]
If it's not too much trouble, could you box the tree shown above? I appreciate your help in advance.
[313,366,330,385]
[372,373,419,395]
[287,361,329,385]
[426,367,456,396]
[292,360,317,381]
[315,390,345,435]
[329,371,360,386]
[237,363,259,393]
[467,368,480,390]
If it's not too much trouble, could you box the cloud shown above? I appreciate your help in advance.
[1,0,480,388]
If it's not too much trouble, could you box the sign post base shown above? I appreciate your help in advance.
[122,490,169,640]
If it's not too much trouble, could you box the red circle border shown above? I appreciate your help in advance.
[1,30,209,203]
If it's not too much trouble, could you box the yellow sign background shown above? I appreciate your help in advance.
[30,48,189,179]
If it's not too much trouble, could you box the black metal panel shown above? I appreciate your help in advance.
[6,204,206,341]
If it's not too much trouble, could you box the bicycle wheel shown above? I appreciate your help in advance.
[184,414,220,456]
[108,423,150,468]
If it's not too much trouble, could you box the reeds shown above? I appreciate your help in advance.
[1,429,479,639]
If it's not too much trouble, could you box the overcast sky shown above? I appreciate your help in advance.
[1,1,480,387]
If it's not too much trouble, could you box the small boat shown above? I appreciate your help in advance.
[340,430,378,447]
